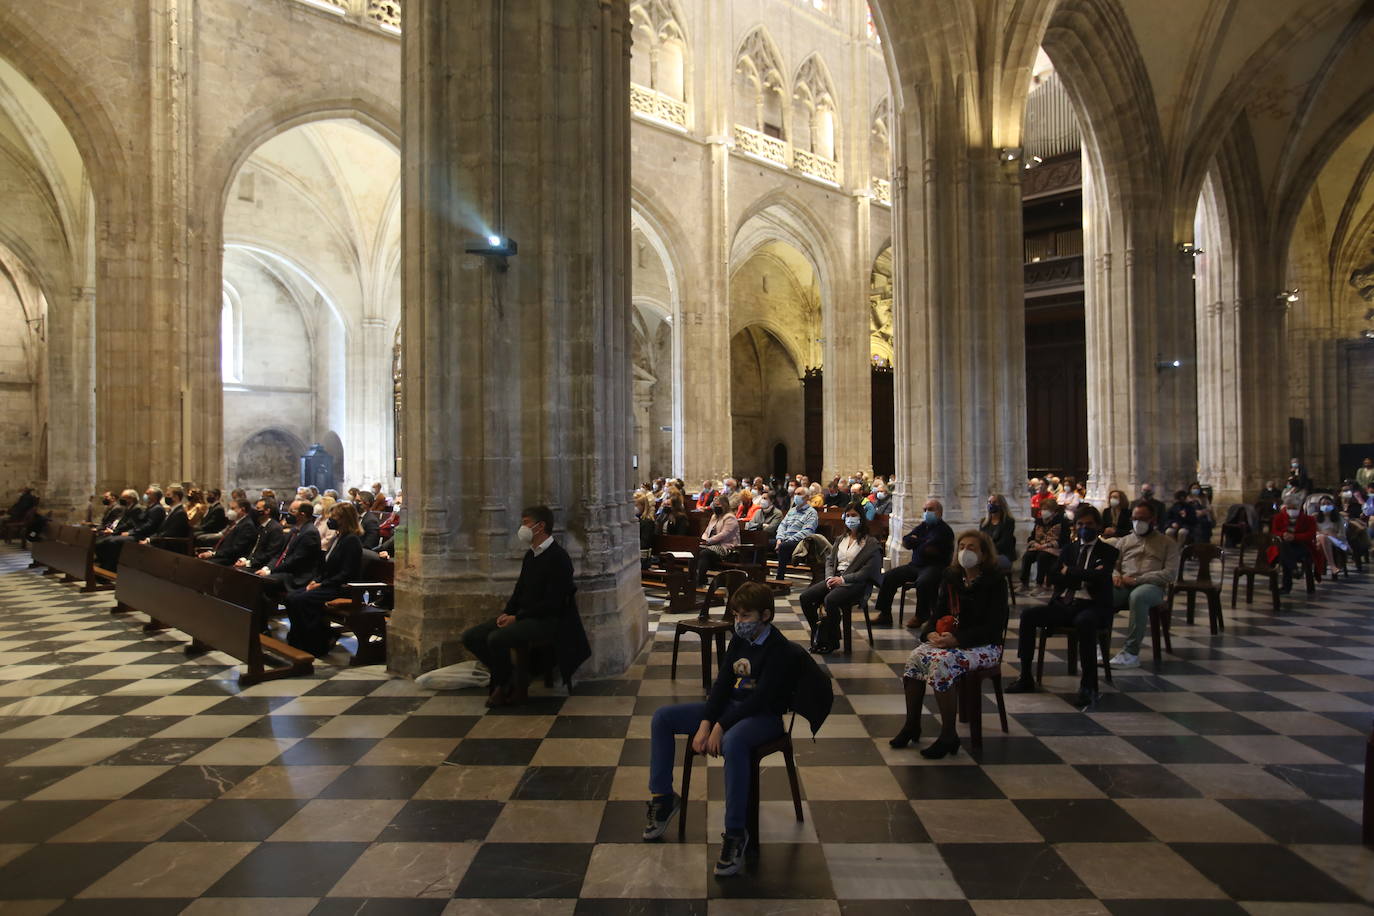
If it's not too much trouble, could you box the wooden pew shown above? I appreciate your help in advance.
[113,542,313,686]
[30,523,102,592]
[323,557,394,666]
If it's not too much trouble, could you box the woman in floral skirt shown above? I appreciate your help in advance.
[889,529,1009,758]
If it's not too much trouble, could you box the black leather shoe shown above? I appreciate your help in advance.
[1005,677,1037,694]
[873,614,894,627]
[1075,687,1100,710]
[919,736,960,759]
[889,724,921,748]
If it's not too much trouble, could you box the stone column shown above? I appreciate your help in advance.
[355,316,391,486]
[44,285,96,518]
[890,101,1029,537]
[391,0,646,677]
[680,0,732,485]
[1081,156,1199,500]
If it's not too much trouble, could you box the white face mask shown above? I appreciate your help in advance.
[1109,497,1120,508]
[517,525,534,544]
[1286,508,1300,519]
[226,509,239,522]
[1132,520,1151,537]
[957,548,979,569]
[758,500,770,510]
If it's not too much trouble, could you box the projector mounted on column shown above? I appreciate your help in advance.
[467,235,518,270]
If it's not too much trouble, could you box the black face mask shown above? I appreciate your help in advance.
[102,497,112,506]
[327,519,340,530]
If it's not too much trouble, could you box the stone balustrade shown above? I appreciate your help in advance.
[793,147,838,184]
[294,0,399,33]
[630,83,688,130]
[733,124,791,169]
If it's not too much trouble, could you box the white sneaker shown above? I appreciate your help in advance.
[1109,651,1140,669]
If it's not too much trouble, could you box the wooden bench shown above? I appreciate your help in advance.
[30,523,102,592]
[112,542,313,686]
[323,557,394,666]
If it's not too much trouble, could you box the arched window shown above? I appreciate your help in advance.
[735,28,787,138]
[629,1,690,127]
[792,56,839,160]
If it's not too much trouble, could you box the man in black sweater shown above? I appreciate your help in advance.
[461,505,576,708]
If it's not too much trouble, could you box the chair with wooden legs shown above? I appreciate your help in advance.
[670,569,748,692]
[1230,533,1281,613]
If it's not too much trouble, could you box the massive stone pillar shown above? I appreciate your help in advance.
[1081,155,1199,500]
[679,0,732,486]
[390,0,646,677]
[889,88,1030,538]
[45,285,97,517]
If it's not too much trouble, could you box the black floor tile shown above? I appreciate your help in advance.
[231,715,330,738]
[200,696,294,716]
[0,765,82,800]
[1297,735,1367,765]
[54,695,156,716]
[0,841,143,898]
[310,900,449,916]
[98,738,219,766]
[596,799,707,844]
[793,738,887,766]
[1103,902,1247,916]
[1262,763,1365,799]
[206,841,372,897]
[939,843,1092,899]
[124,764,259,798]
[317,765,436,798]
[966,737,1064,765]
[0,738,61,765]
[1014,798,1152,842]
[1122,736,1245,764]
[547,716,633,739]
[272,738,379,765]
[573,900,708,916]
[160,798,308,840]
[340,696,429,715]
[513,766,617,800]
[48,898,193,916]
[1219,798,1365,844]
[707,842,835,899]
[77,715,188,738]
[1173,843,1361,902]
[1195,692,1302,712]
[446,738,543,767]
[0,799,107,842]
[1160,712,1276,735]
[1074,764,1204,798]
[1013,714,1112,737]
[888,765,1005,800]
[386,715,479,739]
[302,679,390,696]
[809,800,929,843]
[839,903,975,916]
[376,799,504,841]
[1226,674,1324,692]
[455,842,595,898]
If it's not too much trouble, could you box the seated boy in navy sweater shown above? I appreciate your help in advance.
[642,580,798,876]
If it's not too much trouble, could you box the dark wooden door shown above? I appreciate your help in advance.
[871,366,895,477]
[803,369,823,480]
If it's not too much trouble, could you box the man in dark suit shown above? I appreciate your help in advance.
[357,492,382,549]
[200,488,228,533]
[198,498,258,565]
[871,497,955,627]
[141,486,191,548]
[233,498,287,571]
[1007,504,1120,709]
[96,487,167,570]
[461,505,577,708]
[94,492,124,530]
[257,500,323,593]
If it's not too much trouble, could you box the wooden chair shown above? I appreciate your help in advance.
[957,614,1011,752]
[670,569,747,691]
[838,582,876,655]
[1167,542,1225,635]
[1035,624,1114,685]
[323,558,394,666]
[1231,533,1281,613]
[678,713,804,849]
[1147,600,1172,663]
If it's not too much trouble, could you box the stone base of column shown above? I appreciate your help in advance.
[387,569,649,681]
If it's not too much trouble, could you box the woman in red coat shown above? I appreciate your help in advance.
[1269,501,1317,593]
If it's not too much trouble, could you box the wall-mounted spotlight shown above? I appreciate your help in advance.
[1277,289,1300,303]
[467,235,518,270]
[1023,155,1044,170]
[1177,242,1204,256]
[1364,329,1374,340]
[1156,357,1183,371]
[999,147,1022,163]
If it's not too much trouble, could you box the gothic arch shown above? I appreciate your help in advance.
[730,190,841,312]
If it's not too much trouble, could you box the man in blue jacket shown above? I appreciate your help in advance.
[872,498,954,627]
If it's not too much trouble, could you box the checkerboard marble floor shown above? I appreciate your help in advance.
[0,544,1371,915]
